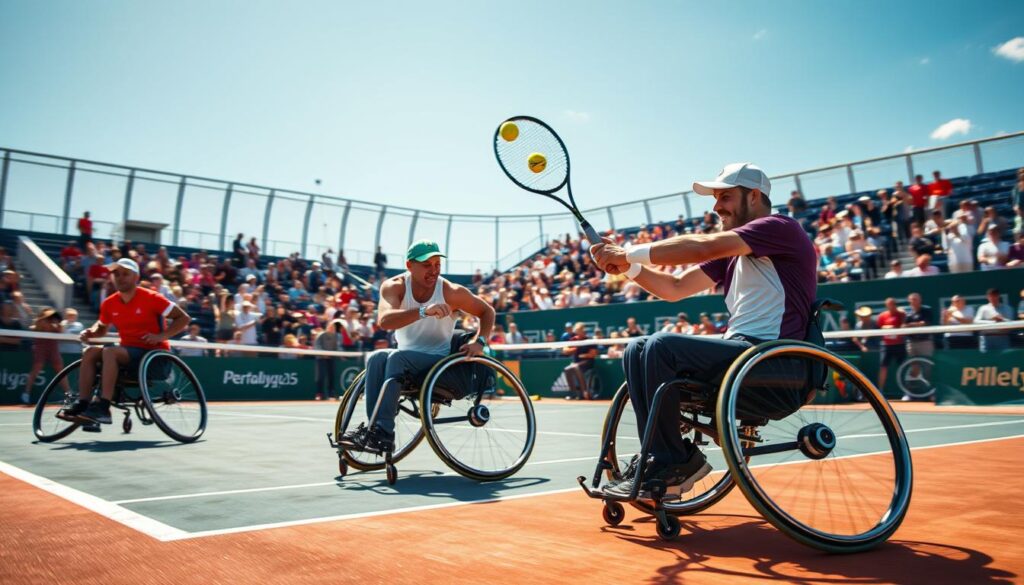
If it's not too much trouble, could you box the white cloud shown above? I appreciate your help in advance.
[919,57,930,65]
[993,37,1024,62]
[564,110,591,123]
[930,118,972,141]
[753,29,767,41]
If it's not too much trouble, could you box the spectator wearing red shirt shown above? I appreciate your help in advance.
[59,258,191,426]
[876,297,906,393]
[59,240,82,273]
[819,196,838,226]
[907,175,929,227]
[927,170,954,217]
[86,256,110,304]
[77,211,93,248]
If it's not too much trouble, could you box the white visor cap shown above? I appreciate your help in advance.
[693,162,771,198]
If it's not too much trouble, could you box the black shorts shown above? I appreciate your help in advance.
[880,344,907,368]
[124,346,171,379]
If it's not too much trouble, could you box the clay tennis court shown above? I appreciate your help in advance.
[2,400,1022,584]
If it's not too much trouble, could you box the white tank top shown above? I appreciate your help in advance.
[394,273,456,355]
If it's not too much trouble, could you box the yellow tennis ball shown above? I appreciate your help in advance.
[528,152,547,173]
[500,122,519,142]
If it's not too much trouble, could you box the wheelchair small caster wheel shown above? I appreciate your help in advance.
[122,416,132,434]
[338,458,348,477]
[386,464,397,486]
[602,502,625,527]
[656,514,681,542]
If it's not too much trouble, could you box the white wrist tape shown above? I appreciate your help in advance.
[625,263,642,280]
[626,244,652,265]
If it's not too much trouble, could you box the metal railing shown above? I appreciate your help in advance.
[1,131,1021,275]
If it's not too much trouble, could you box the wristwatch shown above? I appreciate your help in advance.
[418,306,428,319]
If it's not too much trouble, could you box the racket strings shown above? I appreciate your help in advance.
[495,120,568,193]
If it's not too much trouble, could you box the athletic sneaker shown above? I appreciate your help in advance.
[603,450,712,501]
[56,399,90,422]
[81,422,102,433]
[604,454,645,491]
[361,426,395,454]
[76,399,112,425]
[338,422,371,447]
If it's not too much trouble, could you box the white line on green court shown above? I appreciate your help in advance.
[160,432,1024,542]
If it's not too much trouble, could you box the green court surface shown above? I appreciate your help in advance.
[0,402,1021,540]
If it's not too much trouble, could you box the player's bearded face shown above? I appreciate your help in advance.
[713,188,755,230]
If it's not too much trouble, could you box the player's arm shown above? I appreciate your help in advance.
[446,282,495,356]
[142,304,190,345]
[80,320,109,342]
[376,279,421,331]
[623,265,717,303]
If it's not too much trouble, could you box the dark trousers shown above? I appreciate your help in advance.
[316,359,337,398]
[623,332,753,466]
[563,360,593,398]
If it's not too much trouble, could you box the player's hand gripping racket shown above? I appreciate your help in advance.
[493,116,602,246]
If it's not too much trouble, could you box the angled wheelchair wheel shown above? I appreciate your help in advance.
[139,351,207,443]
[32,359,85,442]
[420,354,536,481]
[602,383,738,516]
[716,340,913,553]
[334,370,428,471]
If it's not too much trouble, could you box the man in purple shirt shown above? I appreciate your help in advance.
[592,162,817,500]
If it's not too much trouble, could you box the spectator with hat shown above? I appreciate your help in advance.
[852,305,879,353]
[234,300,261,346]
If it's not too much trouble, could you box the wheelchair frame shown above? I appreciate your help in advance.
[327,352,537,485]
[32,350,208,444]
[578,310,914,553]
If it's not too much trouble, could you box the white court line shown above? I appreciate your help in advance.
[4,422,1024,543]
[843,418,1024,439]
[86,418,1024,505]
[112,455,600,505]
[0,460,188,541]
[158,432,1024,542]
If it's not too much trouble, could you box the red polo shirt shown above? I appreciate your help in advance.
[99,287,174,350]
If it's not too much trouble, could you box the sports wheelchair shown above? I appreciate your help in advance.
[327,334,537,485]
[32,349,208,444]
[578,299,914,553]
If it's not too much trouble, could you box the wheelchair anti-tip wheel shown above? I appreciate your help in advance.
[334,370,427,472]
[602,502,625,527]
[419,354,536,481]
[602,383,739,517]
[139,351,207,443]
[716,340,913,554]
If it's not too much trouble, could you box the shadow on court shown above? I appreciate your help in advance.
[607,514,1015,584]
[43,439,190,452]
[334,471,551,501]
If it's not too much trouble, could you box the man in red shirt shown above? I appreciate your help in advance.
[907,174,929,228]
[927,170,954,217]
[60,258,191,425]
[875,297,906,394]
[77,211,93,248]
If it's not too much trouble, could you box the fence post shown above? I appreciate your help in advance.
[374,206,387,257]
[262,189,275,253]
[61,161,76,235]
[973,143,984,175]
[494,217,499,270]
[219,183,233,252]
[301,195,315,259]
[408,210,420,248]
[846,165,857,194]
[338,200,351,256]
[905,155,915,183]
[606,207,615,231]
[172,177,186,246]
[444,215,454,272]
[0,150,9,227]
[122,169,135,228]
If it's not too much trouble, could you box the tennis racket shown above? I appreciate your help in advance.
[493,115,602,245]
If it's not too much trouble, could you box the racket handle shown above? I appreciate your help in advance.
[580,221,602,246]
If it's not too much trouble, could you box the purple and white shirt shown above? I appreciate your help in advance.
[699,215,817,341]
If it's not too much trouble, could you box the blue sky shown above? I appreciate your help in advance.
[1,1,1022,268]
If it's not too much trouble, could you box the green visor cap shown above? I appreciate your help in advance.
[407,240,447,262]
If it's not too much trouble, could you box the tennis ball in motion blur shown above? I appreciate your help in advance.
[528,152,547,173]
[500,122,519,142]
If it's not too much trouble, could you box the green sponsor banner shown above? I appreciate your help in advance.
[0,351,365,405]
[501,270,1024,341]
[935,349,1024,406]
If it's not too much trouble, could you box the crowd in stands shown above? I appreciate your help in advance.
[0,167,1022,387]
[474,168,1024,313]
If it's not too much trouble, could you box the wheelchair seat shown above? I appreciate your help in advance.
[675,298,843,420]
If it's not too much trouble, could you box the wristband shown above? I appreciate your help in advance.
[625,263,643,280]
[418,306,428,319]
[626,244,652,265]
